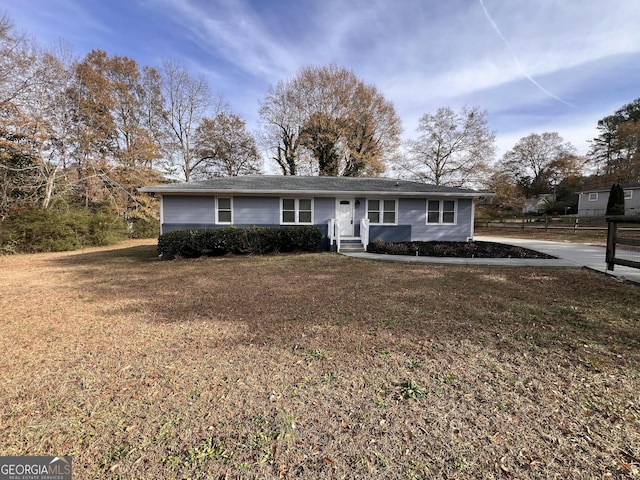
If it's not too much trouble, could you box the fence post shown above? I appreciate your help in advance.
[545,216,549,231]
[606,219,617,271]
[574,217,579,233]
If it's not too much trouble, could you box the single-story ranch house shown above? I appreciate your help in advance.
[140,176,493,251]
[577,182,640,217]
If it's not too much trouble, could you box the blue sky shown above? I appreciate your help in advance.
[6,0,640,160]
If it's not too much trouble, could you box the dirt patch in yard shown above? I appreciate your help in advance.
[1,239,639,479]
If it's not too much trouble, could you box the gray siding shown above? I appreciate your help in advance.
[313,197,335,226]
[160,194,475,244]
[233,196,279,224]
[161,195,335,243]
[578,192,608,217]
[363,198,473,243]
[407,198,473,241]
[369,225,412,242]
[578,190,640,216]
[163,196,215,224]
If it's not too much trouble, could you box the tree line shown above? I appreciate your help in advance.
[1,12,639,251]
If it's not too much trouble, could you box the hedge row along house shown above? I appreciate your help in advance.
[140,176,493,252]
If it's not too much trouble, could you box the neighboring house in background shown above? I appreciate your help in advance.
[140,176,493,251]
[577,182,640,217]
[523,193,556,214]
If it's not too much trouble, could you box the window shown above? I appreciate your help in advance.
[624,190,633,200]
[588,193,598,201]
[281,198,313,224]
[427,200,457,224]
[367,199,396,224]
[217,197,232,223]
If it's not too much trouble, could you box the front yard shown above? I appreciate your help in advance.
[1,240,639,478]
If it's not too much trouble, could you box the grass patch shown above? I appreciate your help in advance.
[1,239,639,478]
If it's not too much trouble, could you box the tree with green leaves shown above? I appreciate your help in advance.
[606,183,625,216]
[589,98,640,182]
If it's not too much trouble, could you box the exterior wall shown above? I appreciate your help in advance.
[162,196,215,226]
[578,192,608,217]
[160,194,476,244]
[233,197,279,224]
[578,189,640,216]
[161,195,333,248]
[401,198,473,242]
[369,225,412,242]
[313,197,336,227]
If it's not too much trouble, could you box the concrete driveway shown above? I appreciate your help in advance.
[343,236,640,285]
[475,236,640,284]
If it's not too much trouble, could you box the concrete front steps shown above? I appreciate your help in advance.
[339,238,365,253]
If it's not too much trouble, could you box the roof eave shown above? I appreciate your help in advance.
[138,187,494,198]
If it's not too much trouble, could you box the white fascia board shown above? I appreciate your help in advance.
[142,188,495,198]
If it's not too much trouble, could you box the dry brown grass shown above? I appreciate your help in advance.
[1,239,639,479]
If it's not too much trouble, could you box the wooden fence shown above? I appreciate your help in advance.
[606,216,640,272]
[475,216,604,232]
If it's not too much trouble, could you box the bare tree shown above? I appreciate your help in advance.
[0,20,76,211]
[258,79,306,176]
[259,64,401,176]
[0,14,39,108]
[400,106,496,187]
[194,111,261,177]
[160,60,223,181]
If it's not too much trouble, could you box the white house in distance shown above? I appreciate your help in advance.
[577,182,640,217]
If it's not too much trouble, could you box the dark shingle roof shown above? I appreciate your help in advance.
[140,176,491,197]
[578,182,640,194]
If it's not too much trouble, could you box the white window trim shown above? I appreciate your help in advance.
[426,199,458,225]
[366,198,398,225]
[624,190,633,200]
[215,197,233,224]
[280,198,314,225]
[588,193,598,201]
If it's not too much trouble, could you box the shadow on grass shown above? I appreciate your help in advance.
[52,244,640,366]
[60,243,159,265]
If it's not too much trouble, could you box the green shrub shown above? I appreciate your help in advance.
[128,217,160,239]
[0,206,128,254]
[157,226,322,259]
[157,230,201,259]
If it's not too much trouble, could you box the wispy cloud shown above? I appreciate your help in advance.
[148,0,298,81]
[478,0,574,107]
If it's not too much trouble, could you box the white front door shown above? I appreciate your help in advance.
[336,199,354,237]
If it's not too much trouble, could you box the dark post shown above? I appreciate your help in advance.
[606,219,617,271]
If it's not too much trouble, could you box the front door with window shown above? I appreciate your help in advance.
[336,199,354,237]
